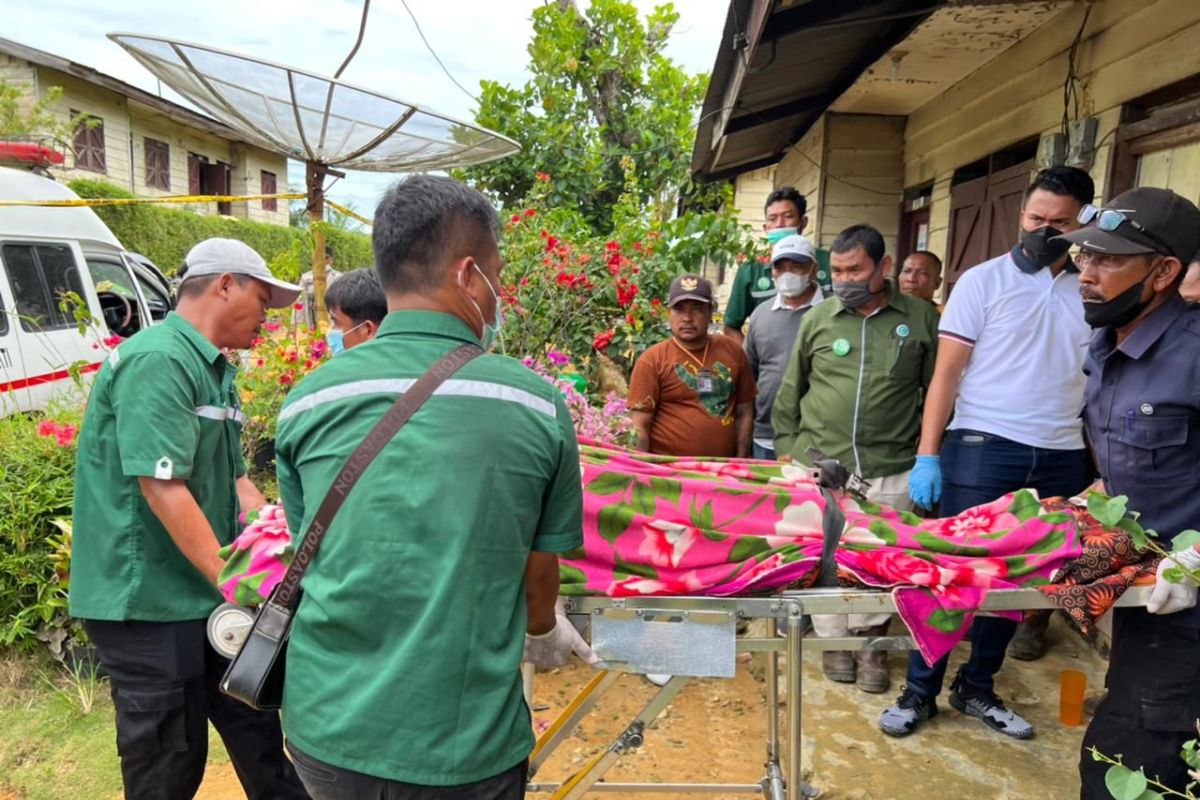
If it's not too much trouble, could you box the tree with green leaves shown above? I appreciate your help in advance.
[457,0,714,233]
[0,79,93,149]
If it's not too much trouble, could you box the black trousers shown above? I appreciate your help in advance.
[286,743,527,800]
[85,618,310,800]
[1079,609,1200,798]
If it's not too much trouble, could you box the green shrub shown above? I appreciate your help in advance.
[0,404,82,650]
[67,179,373,279]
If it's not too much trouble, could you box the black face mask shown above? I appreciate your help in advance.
[1020,226,1072,268]
[1082,267,1156,329]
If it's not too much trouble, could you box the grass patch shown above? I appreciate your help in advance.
[0,652,231,800]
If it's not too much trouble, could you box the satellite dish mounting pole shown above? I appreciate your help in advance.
[307,161,330,327]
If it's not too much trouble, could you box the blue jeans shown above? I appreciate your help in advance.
[752,442,776,461]
[905,429,1091,700]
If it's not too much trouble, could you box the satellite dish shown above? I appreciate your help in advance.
[108,30,519,324]
[107,33,519,172]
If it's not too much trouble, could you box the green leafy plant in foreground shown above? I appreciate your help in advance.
[1086,494,1200,799]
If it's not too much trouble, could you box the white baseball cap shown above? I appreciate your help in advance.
[180,238,302,309]
[771,234,817,266]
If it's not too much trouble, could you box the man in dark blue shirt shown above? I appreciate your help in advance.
[1056,187,1200,799]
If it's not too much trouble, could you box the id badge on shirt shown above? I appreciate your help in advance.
[697,368,714,394]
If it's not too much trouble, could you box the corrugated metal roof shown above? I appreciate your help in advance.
[692,1,941,181]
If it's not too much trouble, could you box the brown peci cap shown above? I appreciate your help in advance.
[667,274,716,308]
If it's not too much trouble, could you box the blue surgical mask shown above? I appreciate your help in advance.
[325,320,366,357]
[326,328,345,356]
[464,264,505,350]
[766,227,798,245]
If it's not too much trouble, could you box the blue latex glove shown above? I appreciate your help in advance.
[908,455,942,510]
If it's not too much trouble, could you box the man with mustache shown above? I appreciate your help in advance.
[1056,188,1200,799]
[630,274,756,458]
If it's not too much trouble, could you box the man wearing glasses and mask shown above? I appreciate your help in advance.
[1058,188,1200,799]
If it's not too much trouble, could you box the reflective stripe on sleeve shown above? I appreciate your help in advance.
[195,405,246,423]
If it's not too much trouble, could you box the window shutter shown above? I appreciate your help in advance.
[71,111,106,173]
[187,153,202,194]
[261,170,277,211]
[144,138,170,191]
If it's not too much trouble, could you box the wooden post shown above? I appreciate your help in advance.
[306,161,329,328]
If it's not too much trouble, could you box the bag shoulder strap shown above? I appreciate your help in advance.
[270,342,482,610]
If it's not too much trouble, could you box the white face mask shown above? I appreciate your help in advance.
[775,272,810,298]
[462,263,504,350]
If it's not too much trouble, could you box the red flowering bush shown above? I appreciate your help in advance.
[497,173,751,381]
[238,306,331,456]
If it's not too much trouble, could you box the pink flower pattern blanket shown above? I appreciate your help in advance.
[219,440,1083,666]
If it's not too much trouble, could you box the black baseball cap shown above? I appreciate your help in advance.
[667,274,715,308]
[1054,187,1200,260]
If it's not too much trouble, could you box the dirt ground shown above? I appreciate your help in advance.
[195,614,1104,800]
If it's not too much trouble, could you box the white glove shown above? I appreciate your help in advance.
[1147,547,1200,615]
[523,610,598,668]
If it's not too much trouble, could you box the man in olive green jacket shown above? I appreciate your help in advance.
[772,224,939,693]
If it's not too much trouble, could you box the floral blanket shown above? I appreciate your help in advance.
[560,441,1083,665]
[221,441,1103,666]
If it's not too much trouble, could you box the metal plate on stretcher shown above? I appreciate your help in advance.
[590,606,738,678]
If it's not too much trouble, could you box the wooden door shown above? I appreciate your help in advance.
[898,206,931,262]
[984,163,1031,258]
[202,163,232,215]
[945,175,987,294]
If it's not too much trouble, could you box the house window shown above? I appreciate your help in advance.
[144,138,170,191]
[260,170,278,211]
[71,111,106,173]
[2,243,88,332]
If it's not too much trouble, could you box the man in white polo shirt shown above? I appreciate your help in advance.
[881,167,1096,740]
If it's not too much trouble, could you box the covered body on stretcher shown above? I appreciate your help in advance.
[218,440,1158,669]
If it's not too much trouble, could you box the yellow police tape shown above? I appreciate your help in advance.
[0,192,373,226]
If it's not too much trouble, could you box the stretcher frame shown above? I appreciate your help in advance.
[525,584,1151,800]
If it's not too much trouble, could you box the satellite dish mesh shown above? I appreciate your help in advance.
[108,33,519,172]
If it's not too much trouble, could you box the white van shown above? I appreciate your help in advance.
[0,166,172,414]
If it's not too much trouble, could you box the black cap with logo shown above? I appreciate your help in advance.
[1054,187,1200,260]
[667,274,716,308]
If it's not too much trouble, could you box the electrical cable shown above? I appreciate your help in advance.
[1061,4,1092,138]
[399,0,480,103]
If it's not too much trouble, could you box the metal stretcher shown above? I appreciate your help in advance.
[524,584,1151,800]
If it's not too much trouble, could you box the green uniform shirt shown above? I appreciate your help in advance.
[771,286,939,477]
[723,249,832,330]
[69,313,246,621]
[275,310,583,786]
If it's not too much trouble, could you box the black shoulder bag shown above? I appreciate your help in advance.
[221,343,482,710]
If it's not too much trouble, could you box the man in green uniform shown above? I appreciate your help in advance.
[275,175,593,799]
[70,238,308,799]
[772,224,939,693]
[723,186,832,344]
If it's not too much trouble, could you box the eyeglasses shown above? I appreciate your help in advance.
[1078,204,1175,256]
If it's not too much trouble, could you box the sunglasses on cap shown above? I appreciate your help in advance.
[1077,204,1175,256]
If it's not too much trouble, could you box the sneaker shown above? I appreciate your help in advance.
[879,686,938,736]
[948,675,1034,738]
[645,673,672,687]
[822,651,856,683]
